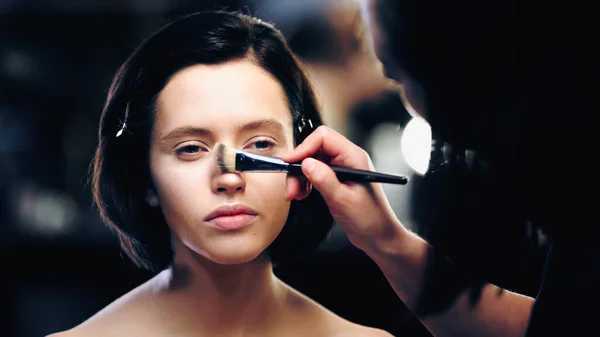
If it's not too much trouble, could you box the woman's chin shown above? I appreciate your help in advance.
[207,251,263,265]
[177,232,277,266]
[195,243,269,265]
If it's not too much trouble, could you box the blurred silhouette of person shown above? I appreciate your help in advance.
[283,0,599,336]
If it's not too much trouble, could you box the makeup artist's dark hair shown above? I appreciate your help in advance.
[92,11,333,271]
[287,6,366,66]
[378,0,598,318]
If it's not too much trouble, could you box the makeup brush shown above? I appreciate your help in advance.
[214,143,408,185]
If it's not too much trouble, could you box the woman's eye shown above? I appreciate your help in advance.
[253,140,274,150]
[175,144,206,157]
[244,139,277,153]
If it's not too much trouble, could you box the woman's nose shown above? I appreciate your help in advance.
[211,171,246,194]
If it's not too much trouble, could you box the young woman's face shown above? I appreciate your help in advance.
[149,60,295,265]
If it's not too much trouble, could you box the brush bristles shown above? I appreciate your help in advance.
[214,143,237,173]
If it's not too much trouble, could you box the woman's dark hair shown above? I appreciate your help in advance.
[92,11,333,272]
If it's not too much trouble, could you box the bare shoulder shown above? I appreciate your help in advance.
[327,320,395,337]
[46,275,166,337]
[282,285,394,337]
[46,331,77,337]
[328,323,395,337]
[45,326,102,337]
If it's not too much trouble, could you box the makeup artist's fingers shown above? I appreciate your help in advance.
[283,126,370,170]
[285,126,403,249]
[300,156,401,248]
[284,126,345,160]
[301,158,349,203]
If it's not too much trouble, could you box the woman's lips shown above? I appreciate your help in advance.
[204,204,259,230]
[206,214,258,230]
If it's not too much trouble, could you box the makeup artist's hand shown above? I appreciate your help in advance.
[283,126,408,251]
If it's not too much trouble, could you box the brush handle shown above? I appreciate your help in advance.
[287,163,408,185]
[234,150,408,185]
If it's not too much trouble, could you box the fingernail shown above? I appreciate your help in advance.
[304,158,316,174]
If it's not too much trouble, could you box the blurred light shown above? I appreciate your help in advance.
[400,117,432,175]
[3,49,36,80]
[17,186,77,236]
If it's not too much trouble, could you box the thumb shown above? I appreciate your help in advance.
[301,158,346,202]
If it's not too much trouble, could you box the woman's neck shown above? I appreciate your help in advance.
[153,240,289,335]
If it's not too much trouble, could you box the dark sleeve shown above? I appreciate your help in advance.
[525,235,600,336]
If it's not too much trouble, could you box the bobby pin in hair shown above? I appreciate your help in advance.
[116,103,130,138]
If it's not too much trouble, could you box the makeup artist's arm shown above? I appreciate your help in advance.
[283,126,535,337]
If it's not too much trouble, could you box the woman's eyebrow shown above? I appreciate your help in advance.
[159,126,212,143]
[158,118,287,144]
[235,118,286,135]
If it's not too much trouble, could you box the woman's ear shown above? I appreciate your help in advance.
[285,176,312,201]
[145,189,160,207]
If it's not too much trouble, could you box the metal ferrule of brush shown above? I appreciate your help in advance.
[235,151,299,173]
